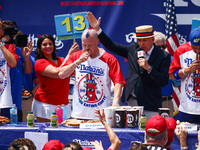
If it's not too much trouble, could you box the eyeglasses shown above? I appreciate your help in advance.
[9,143,29,150]
[157,44,167,50]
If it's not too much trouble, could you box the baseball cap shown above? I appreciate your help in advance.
[189,27,200,46]
[42,140,64,150]
[145,115,167,136]
[165,117,176,142]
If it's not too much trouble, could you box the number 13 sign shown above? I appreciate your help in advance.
[54,12,89,40]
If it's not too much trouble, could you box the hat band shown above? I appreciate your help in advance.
[136,31,154,37]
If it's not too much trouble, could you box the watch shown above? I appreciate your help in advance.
[147,65,153,74]
[0,42,5,47]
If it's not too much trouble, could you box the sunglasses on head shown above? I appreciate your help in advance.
[157,44,167,49]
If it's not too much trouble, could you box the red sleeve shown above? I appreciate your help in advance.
[168,49,181,74]
[100,52,126,86]
[4,43,19,68]
[109,58,126,86]
[35,59,50,75]
[169,42,192,74]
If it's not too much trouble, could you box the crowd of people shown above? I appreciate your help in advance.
[1,10,200,149]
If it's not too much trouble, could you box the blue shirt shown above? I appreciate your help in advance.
[23,55,37,91]
[10,47,24,110]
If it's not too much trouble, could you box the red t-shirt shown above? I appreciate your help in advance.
[34,57,70,105]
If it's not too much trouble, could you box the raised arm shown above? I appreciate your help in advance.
[87,11,132,59]
[60,42,79,67]
[93,106,121,150]
[175,126,188,150]
[86,12,101,31]
[58,51,90,79]
[0,43,18,68]
[21,41,34,74]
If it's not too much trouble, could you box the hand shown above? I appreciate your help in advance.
[137,58,150,70]
[68,42,79,56]
[90,140,104,150]
[112,102,119,107]
[86,12,101,31]
[21,41,33,58]
[172,79,181,87]
[76,51,90,64]
[176,126,187,142]
[94,106,106,123]
[186,60,200,74]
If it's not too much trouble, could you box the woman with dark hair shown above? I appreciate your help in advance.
[32,34,79,122]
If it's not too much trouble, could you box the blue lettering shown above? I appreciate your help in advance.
[78,64,105,76]
[184,58,194,67]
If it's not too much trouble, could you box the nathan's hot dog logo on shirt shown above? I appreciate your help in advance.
[77,64,106,107]
[185,54,200,101]
[0,58,7,96]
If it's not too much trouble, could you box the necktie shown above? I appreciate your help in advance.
[146,52,149,61]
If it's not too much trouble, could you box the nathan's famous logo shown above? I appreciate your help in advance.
[77,65,106,107]
[185,73,200,102]
[72,139,97,149]
[184,56,200,102]
[0,59,7,96]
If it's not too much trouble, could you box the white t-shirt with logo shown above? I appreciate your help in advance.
[0,48,13,108]
[65,49,125,119]
[169,42,200,114]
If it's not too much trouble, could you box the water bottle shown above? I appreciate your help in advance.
[10,104,17,125]
[55,105,63,124]
[61,104,67,121]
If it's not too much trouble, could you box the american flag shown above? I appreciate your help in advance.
[165,0,180,114]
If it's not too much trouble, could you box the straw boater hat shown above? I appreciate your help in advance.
[132,25,158,39]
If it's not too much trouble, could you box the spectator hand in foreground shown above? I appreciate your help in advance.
[90,140,104,150]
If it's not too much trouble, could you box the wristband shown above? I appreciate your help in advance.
[112,100,119,103]
[181,147,188,149]
[74,61,78,66]
[173,69,181,80]
[182,68,187,75]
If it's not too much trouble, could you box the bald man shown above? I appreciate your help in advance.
[59,29,126,120]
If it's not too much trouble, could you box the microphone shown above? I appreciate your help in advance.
[137,49,146,73]
[137,50,146,58]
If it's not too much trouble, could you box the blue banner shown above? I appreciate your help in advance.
[0,0,200,77]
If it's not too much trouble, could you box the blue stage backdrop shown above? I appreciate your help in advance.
[0,0,200,78]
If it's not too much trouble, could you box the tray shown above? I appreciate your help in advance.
[61,123,79,128]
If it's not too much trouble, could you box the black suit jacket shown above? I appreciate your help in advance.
[98,31,171,111]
